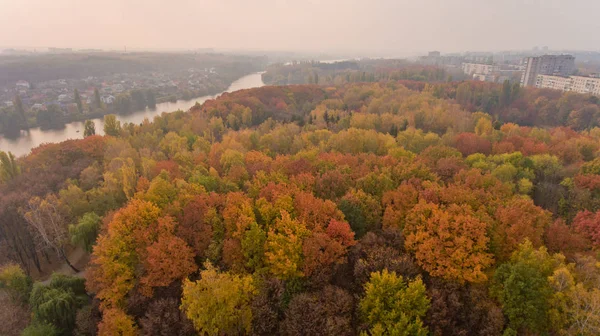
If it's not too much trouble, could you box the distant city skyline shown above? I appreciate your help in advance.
[1,0,599,55]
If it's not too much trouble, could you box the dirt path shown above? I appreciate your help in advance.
[40,247,89,284]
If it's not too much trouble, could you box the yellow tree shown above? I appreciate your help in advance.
[359,270,430,336]
[97,308,137,336]
[264,211,309,280]
[181,263,256,336]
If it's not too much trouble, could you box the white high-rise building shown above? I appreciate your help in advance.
[521,55,576,87]
[535,75,600,96]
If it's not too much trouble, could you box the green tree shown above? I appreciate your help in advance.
[241,222,267,272]
[21,323,59,336]
[36,104,63,129]
[145,89,156,108]
[493,241,561,334]
[0,263,32,302]
[103,114,121,136]
[389,124,399,137]
[359,270,430,336]
[93,88,102,110]
[0,150,20,183]
[74,89,83,114]
[14,94,26,126]
[83,120,95,137]
[181,262,256,335]
[338,189,382,238]
[130,89,147,111]
[114,94,132,114]
[69,212,101,253]
[0,107,22,137]
[29,274,87,334]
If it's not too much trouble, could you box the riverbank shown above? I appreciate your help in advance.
[0,72,265,157]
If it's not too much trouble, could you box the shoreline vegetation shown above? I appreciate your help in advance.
[0,52,266,137]
[2,60,600,335]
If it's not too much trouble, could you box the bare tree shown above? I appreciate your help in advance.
[0,292,30,336]
[23,195,79,272]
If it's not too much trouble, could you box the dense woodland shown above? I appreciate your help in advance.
[262,60,463,86]
[2,74,600,335]
[0,53,266,86]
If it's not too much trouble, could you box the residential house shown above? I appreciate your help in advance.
[101,95,115,104]
[16,80,31,90]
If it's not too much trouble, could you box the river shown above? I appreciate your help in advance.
[0,72,265,157]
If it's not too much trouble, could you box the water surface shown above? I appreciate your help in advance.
[0,72,265,157]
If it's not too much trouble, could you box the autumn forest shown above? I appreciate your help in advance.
[3,65,600,335]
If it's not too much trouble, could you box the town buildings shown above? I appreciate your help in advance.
[462,63,500,76]
[535,74,600,95]
[521,55,576,87]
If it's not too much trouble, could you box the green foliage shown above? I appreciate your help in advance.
[74,89,83,114]
[69,212,101,253]
[69,212,102,253]
[103,114,121,136]
[37,104,64,129]
[21,322,59,336]
[241,222,267,272]
[142,174,179,208]
[493,241,563,334]
[359,270,430,336]
[83,120,95,137]
[29,274,88,334]
[338,189,381,238]
[93,88,102,110]
[0,263,32,302]
[0,150,20,183]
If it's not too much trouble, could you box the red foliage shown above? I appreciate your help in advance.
[454,133,492,156]
[303,220,355,278]
[573,210,600,247]
[177,193,223,257]
[153,160,182,179]
[493,198,552,259]
[245,151,273,176]
[574,174,600,192]
[545,219,590,255]
[222,237,245,272]
[294,191,344,230]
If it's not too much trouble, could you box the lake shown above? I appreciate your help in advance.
[0,72,265,157]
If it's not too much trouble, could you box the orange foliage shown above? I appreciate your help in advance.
[98,308,137,336]
[454,133,492,156]
[492,198,552,260]
[177,193,223,257]
[223,192,256,239]
[544,219,590,255]
[573,210,600,247]
[140,217,197,293]
[382,183,420,230]
[404,201,493,283]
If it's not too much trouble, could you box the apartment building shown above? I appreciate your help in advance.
[536,75,600,95]
[521,54,575,87]
[462,63,500,76]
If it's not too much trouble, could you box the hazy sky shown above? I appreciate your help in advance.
[1,0,599,54]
